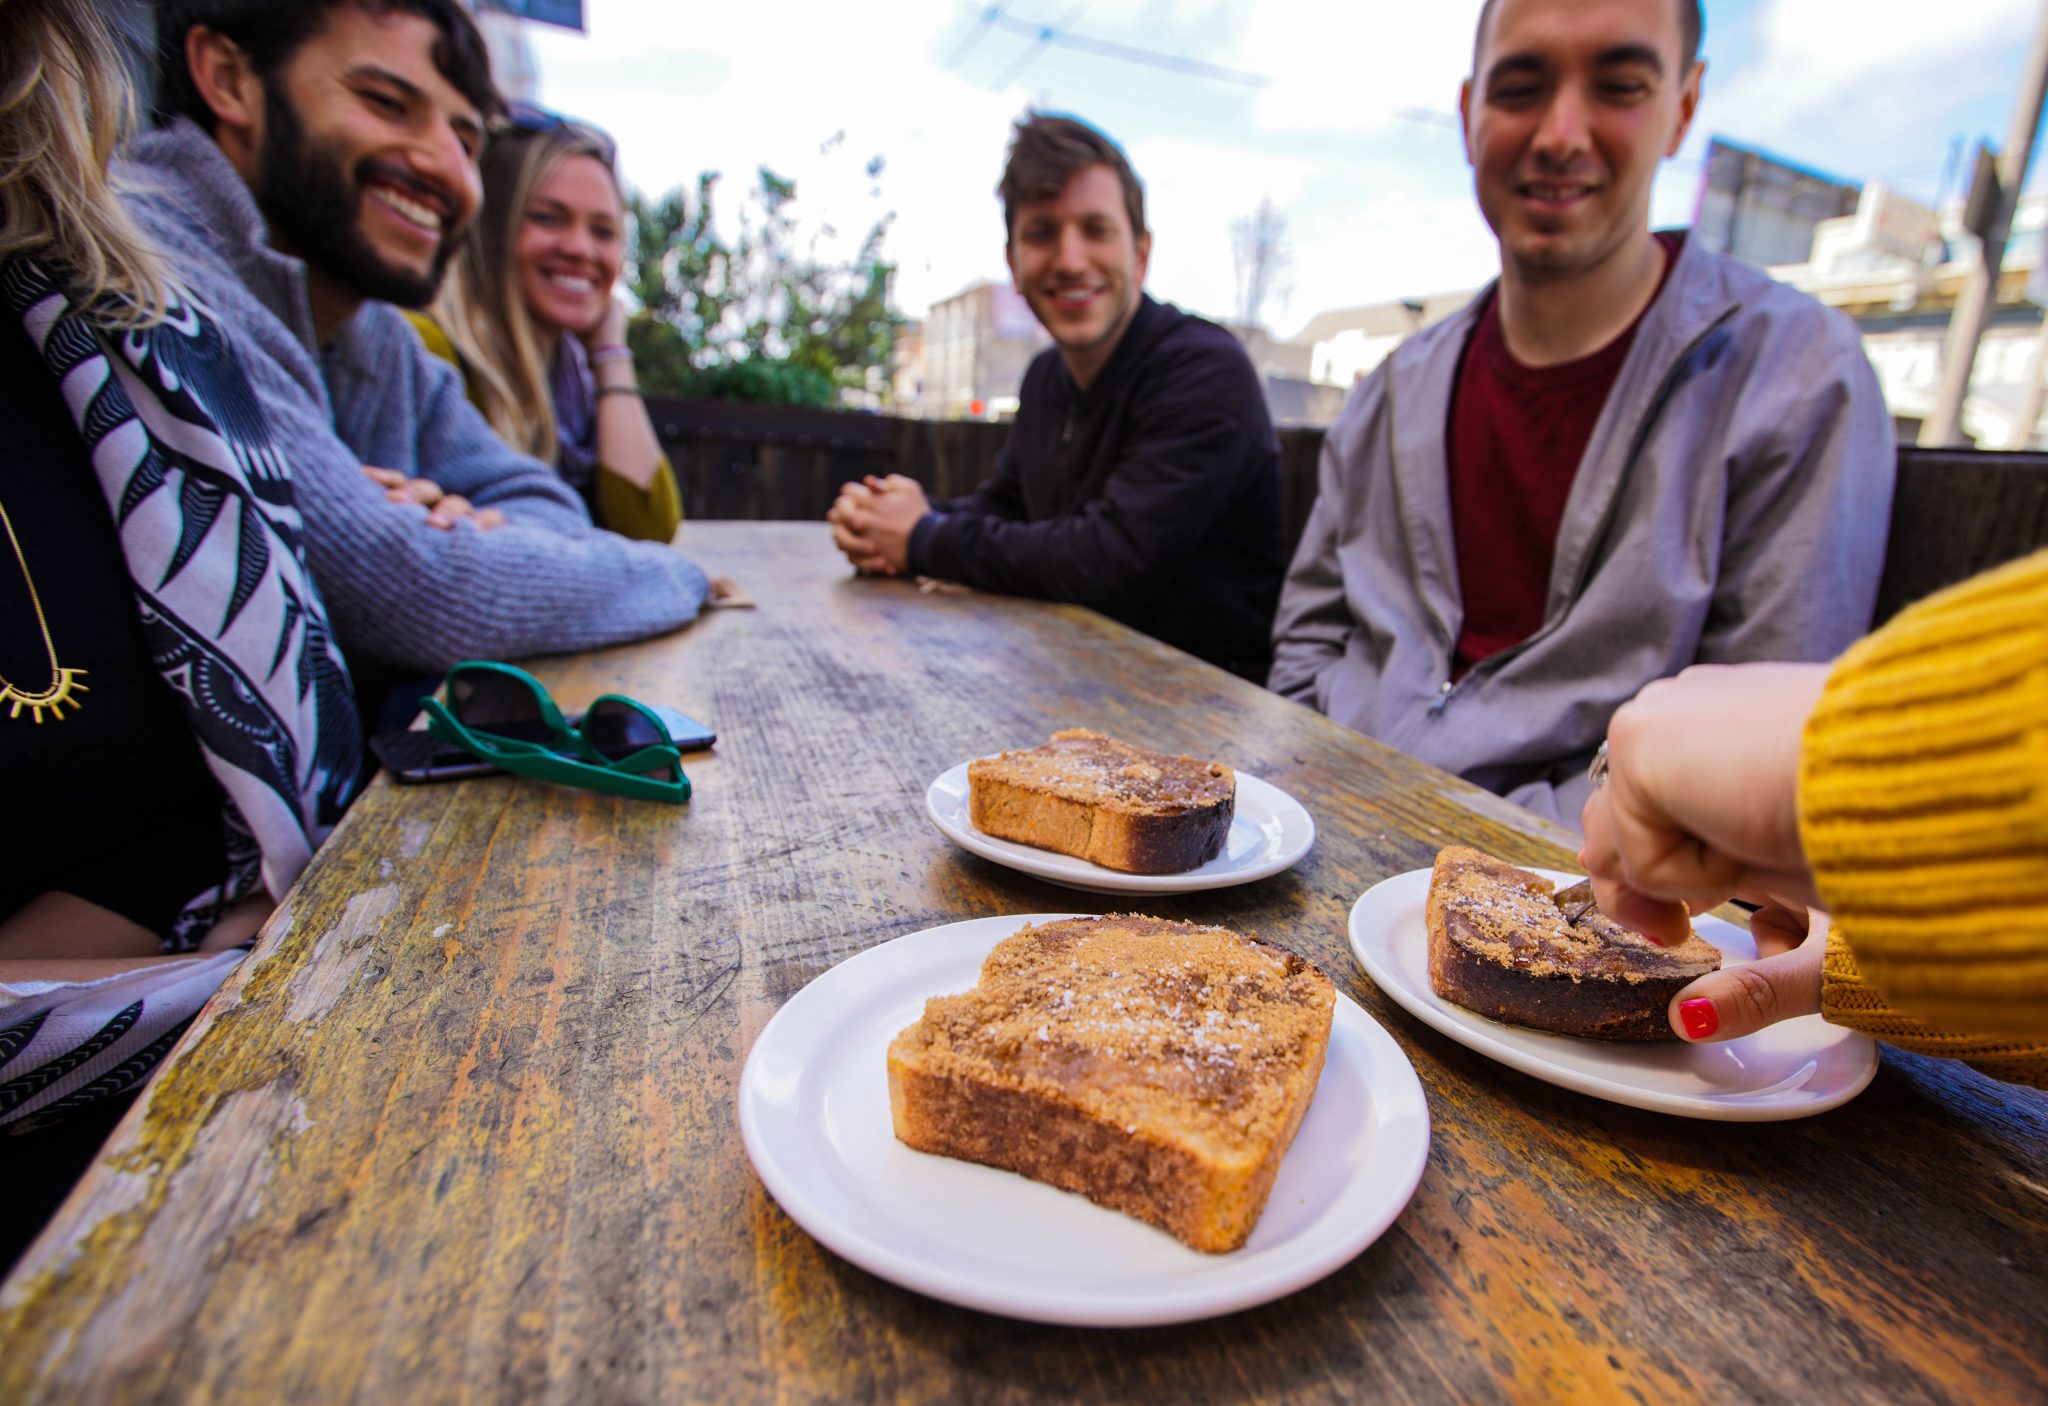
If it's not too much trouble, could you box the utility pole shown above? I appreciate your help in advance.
[1921,0,2048,446]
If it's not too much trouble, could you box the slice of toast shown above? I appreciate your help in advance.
[967,729,1235,874]
[886,915,1335,1253]
[1425,846,1722,1041]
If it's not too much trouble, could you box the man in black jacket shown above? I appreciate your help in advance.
[827,113,1285,682]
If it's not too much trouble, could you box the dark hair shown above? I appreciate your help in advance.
[997,111,1146,242]
[153,0,503,131]
[1474,0,1704,69]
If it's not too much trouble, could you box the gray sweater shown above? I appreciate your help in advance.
[1269,235,1895,828]
[119,121,706,673]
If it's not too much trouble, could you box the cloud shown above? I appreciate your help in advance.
[1277,185,1500,335]
[1703,0,2034,176]
[520,0,2042,334]
[1123,136,1313,319]
[529,0,1028,314]
[1236,3,1482,136]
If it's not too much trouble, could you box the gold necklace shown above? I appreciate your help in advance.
[0,497,86,723]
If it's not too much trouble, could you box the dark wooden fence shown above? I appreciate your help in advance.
[1872,446,2048,623]
[648,396,2048,623]
[648,396,1328,548]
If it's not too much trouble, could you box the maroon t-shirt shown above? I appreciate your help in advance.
[1446,232,1682,675]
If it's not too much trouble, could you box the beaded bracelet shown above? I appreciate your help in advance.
[596,384,642,398]
[588,344,634,366]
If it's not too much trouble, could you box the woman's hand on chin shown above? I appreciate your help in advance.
[580,295,630,351]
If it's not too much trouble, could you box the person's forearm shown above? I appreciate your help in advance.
[591,352,664,492]
[0,956,219,985]
[0,891,267,965]
[1265,495,1350,700]
[1819,931,2047,1087]
[302,498,708,672]
[1801,550,2048,1042]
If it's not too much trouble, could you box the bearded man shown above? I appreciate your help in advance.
[124,0,708,675]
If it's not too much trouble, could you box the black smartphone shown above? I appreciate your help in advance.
[371,706,717,785]
[370,728,498,783]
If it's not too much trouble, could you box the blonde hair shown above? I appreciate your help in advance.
[433,123,619,464]
[0,0,170,326]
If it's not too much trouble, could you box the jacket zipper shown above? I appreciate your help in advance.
[1427,302,1743,717]
[1052,409,1079,513]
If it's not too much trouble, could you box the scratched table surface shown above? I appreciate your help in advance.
[4,521,2042,1405]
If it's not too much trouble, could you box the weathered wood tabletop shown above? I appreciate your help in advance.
[5,521,2043,1405]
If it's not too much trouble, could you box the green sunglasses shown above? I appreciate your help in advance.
[422,661,691,804]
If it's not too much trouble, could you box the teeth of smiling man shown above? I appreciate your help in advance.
[372,184,443,231]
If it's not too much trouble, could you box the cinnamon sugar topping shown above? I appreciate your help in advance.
[972,729,1232,813]
[897,915,1335,1150]
[1435,849,1721,982]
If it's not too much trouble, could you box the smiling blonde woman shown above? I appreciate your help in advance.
[413,106,682,543]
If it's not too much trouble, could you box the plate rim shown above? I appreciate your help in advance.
[923,760,1316,894]
[1347,867,1877,1121]
[737,912,1432,1326]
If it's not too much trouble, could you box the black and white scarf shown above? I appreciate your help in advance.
[0,258,361,1127]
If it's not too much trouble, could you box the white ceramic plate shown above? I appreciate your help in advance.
[924,762,1315,894]
[737,914,1431,1327]
[1347,868,1877,1121]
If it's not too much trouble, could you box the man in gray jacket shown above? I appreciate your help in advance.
[128,0,706,675]
[1269,0,1893,828]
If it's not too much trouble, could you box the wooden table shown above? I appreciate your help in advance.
[5,522,2043,1404]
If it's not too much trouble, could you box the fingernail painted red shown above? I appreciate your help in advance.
[1679,998,1718,1041]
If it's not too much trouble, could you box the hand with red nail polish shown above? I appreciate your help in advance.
[1665,903,1826,1042]
[1579,664,1829,946]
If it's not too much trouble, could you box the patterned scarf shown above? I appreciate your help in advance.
[0,258,362,1129]
[4,258,362,943]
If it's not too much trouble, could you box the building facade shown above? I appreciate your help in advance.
[911,279,1051,420]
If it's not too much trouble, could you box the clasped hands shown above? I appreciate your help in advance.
[362,466,507,531]
[1578,663,1832,1045]
[828,473,930,576]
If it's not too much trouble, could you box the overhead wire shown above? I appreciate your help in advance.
[982,10,1270,89]
[945,4,1003,71]
[971,7,1465,134]
[990,2,1091,89]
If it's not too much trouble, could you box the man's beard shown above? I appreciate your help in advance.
[254,81,459,309]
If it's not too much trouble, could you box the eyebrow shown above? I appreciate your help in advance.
[345,62,486,145]
[1593,42,1665,73]
[1484,53,1548,84]
[346,62,423,103]
[1485,42,1666,85]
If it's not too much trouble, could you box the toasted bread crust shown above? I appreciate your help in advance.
[1425,847,1722,1042]
[887,915,1334,1252]
[888,1064,1233,1248]
[967,730,1234,874]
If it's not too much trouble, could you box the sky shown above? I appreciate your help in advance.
[523,0,2045,340]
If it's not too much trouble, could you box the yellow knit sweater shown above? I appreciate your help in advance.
[1802,549,2048,1087]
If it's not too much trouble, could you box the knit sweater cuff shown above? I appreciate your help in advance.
[1799,551,2048,1042]
[1820,929,2047,1088]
